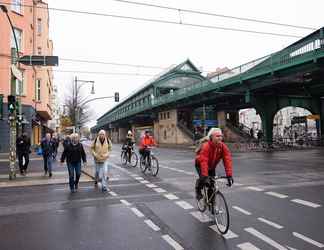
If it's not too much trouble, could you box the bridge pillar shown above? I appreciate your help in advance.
[320,98,324,139]
[118,127,128,143]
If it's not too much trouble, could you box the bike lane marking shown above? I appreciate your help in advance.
[120,199,131,206]
[246,186,264,192]
[209,225,238,239]
[293,232,324,248]
[154,188,167,193]
[131,207,145,218]
[237,242,260,250]
[140,180,150,184]
[146,183,158,188]
[291,199,321,208]
[162,234,184,250]
[232,206,252,215]
[144,219,161,231]
[257,217,283,229]
[265,191,289,199]
[190,211,213,222]
[245,227,288,250]
[164,193,179,200]
[175,200,194,210]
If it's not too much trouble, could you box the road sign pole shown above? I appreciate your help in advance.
[9,74,17,180]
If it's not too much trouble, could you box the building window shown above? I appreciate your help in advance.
[11,27,22,51]
[37,18,42,34]
[11,0,22,14]
[167,112,170,119]
[37,47,42,55]
[36,79,41,101]
[163,113,166,119]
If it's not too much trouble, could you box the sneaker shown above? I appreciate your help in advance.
[75,184,78,190]
[70,188,76,193]
[49,172,52,178]
[44,171,48,176]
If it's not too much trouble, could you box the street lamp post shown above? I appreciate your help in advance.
[1,4,20,180]
[74,76,95,133]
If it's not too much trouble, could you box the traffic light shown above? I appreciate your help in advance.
[7,95,16,114]
[114,92,119,102]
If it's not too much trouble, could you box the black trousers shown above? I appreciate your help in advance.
[139,148,150,161]
[195,161,215,194]
[126,146,132,161]
[18,152,29,173]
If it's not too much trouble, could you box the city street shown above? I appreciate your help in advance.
[0,145,323,250]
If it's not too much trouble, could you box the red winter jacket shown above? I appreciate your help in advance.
[196,140,233,177]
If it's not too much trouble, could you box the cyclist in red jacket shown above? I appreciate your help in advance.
[195,128,234,200]
[139,131,156,162]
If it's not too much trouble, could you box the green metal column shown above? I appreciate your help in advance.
[260,112,274,145]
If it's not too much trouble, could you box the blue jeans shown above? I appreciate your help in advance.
[67,162,81,191]
[94,161,109,188]
[43,155,53,174]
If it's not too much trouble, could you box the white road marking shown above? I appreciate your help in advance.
[130,174,139,177]
[120,199,131,206]
[291,199,321,208]
[134,177,144,180]
[258,217,283,229]
[130,207,145,218]
[234,182,244,186]
[154,188,167,193]
[209,225,238,239]
[265,191,289,199]
[237,242,260,250]
[190,211,213,222]
[146,183,158,188]
[140,180,150,184]
[144,219,160,231]
[109,191,117,197]
[162,235,184,250]
[232,206,252,215]
[175,201,194,210]
[245,227,287,250]
[293,232,324,248]
[164,193,179,200]
[246,186,264,191]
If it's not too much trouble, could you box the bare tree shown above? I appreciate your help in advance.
[63,80,94,131]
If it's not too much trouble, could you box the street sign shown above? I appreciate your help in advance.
[18,55,59,66]
[11,65,23,81]
[306,114,320,120]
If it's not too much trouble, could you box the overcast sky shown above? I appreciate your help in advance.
[48,0,324,127]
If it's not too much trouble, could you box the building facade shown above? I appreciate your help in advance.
[0,0,55,152]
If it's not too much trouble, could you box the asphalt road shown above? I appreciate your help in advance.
[0,144,323,250]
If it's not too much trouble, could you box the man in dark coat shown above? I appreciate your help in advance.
[16,132,31,175]
[41,133,55,177]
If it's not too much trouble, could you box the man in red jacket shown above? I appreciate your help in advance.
[139,131,156,162]
[195,128,234,200]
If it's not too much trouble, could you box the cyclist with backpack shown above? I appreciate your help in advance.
[91,130,112,192]
[195,128,234,200]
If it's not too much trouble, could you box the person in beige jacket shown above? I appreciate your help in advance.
[91,130,112,192]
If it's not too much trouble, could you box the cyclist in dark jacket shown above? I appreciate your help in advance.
[61,133,87,193]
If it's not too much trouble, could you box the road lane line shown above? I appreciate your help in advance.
[144,219,160,231]
[134,177,144,180]
[109,191,117,196]
[162,235,184,250]
[209,225,238,239]
[140,180,150,184]
[265,191,288,199]
[246,186,264,191]
[245,227,287,250]
[258,217,283,229]
[291,199,321,208]
[131,207,145,218]
[190,211,213,222]
[120,199,131,206]
[146,183,158,188]
[175,201,194,210]
[154,188,167,193]
[164,193,179,200]
[237,242,260,250]
[293,232,324,248]
[232,206,252,215]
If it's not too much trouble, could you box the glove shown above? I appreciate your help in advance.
[200,176,210,186]
[227,176,234,187]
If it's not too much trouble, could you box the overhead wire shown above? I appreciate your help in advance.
[113,0,316,31]
[0,2,303,38]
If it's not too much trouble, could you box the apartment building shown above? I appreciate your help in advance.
[0,0,55,152]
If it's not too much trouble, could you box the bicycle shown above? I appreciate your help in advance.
[121,145,138,167]
[139,147,159,176]
[196,175,230,234]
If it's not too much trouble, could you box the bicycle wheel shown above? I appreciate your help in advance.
[213,191,230,234]
[130,152,138,167]
[150,156,159,176]
[121,151,127,165]
[139,156,147,173]
[196,186,207,212]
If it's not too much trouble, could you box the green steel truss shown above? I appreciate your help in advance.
[94,27,324,130]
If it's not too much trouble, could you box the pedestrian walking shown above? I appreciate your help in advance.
[60,133,87,193]
[16,132,31,175]
[41,133,55,177]
[91,130,112,192]
[52,132,59,160]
